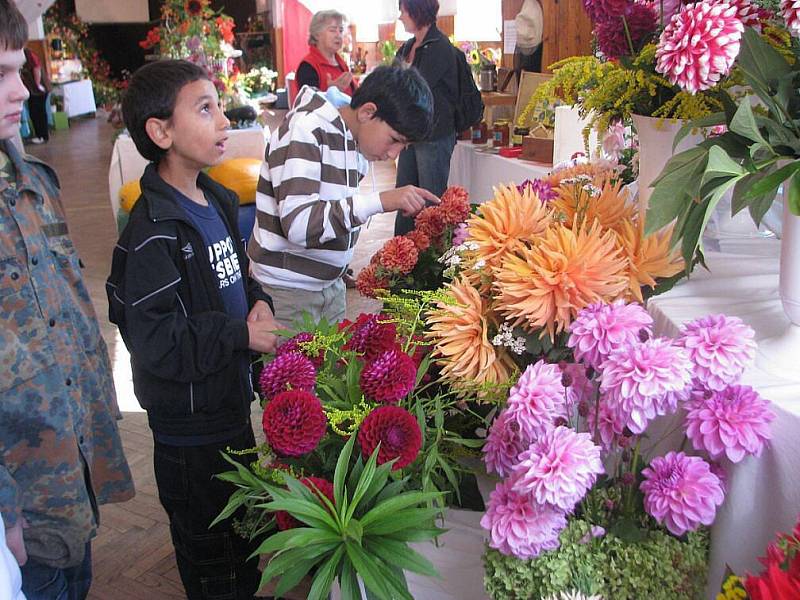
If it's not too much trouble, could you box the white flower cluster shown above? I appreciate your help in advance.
[543,592,603,600]
[491,323,527,355]
[582,183,602,197]
[560,174,593,185]
[439,241,480,268]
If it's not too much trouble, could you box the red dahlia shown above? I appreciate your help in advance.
[360,349,417,404]
[258,352,316,400]
[342,313,400,359]
[439,186,471,225]
[355,263,390,298]
[358,405,422,470]
[379,236,419,274]
[276,332,324,368]
[405,230,431,252]
[275,476,335,530]
[262,389,327,457]
[414,207,447,242]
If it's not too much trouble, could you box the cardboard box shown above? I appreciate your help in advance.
[521,135,554,163]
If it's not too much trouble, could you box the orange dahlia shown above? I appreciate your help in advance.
[184,0,208,16]
[542,162,616,189]
[356,263,390,298]
[551,178,637,232]
[405,230,431,252]
[380,236,418,274]
[415,207,447,242]
[466,184,551,276]
[425,277,515,391]
[439,186,472,225]
[616,219,684,302]
[494,222,629,339]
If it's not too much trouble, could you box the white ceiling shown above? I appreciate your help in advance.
[12,0,57,24]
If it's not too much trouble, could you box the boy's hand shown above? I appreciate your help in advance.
[247,301,280,354]
[6,517,28,566]
[379,186,440,217]
[327,71,354,92]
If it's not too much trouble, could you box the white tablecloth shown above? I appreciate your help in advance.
[107,127,269,219]
[647,236,800,598]
[53,79,96,118]
[448,141,551,204]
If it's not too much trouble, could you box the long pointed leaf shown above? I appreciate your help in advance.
[360,491,443,530]
[364,507,444,536]
[344,542,392,600]
[261,498,339,531]
[251,527,340,557]
[334,431,357,511]
[364,537,440,578]
[274,557,321,598]
[308,546,345,600]
[339,560,362,600]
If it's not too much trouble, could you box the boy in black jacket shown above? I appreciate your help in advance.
[107,60,279,600]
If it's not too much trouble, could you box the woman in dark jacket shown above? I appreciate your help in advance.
[394,0,458,235]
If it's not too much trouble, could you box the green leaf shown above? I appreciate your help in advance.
[729,99,770,149]
[346,446,379,522]
[374,478,409,506]
[364,507,444,536]
[360,491,444,530]
[749,190,776,225]
[789,172,800,215]
[674,112,726,149]
[344,541,393,600]
[334,433,356,512]
[346,518,364,544]
[261,497,339,531]
[251,527,341,557]
[443,437,486,449]
[609,517,648,543]
[744,161,800,200]
[339,560,361,600]
[365,537,440,578]
[261,546,328,589]
[352,461,393,517]
[702,146,745,185]
[386,528,444,543]
[646,147,708,235]
[274,557,321,598]
[210,488,250,528]
[436,455,461,505]
[307,545,346,600]
[737,28,791,122]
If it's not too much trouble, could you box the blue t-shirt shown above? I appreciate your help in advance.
[175,189,248,320]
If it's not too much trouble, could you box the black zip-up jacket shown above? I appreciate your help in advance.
[107,163,273,438]
[397,24,458,140]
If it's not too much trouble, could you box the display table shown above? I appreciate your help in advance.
[646,236,800,597]
[108,127,269,220]
[448,141,551,203]
[52,79,96,118]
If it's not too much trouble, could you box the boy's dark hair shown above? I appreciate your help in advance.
[399,0,439,28]
[122,59,209,163]
[351,65,433,143]
[0,0,28,51]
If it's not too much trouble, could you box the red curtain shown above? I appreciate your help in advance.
[282,0,313,78]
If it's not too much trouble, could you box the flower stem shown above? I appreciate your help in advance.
[621,16,636,58]
[625,440,641,514]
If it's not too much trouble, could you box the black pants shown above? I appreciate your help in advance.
[27,93,49,141]
[153,426,261,600]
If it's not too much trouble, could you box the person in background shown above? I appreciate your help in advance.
[295,9,356,95]
[0,1,135,598]
[394,0,458,235]
[21,47,49,144]
[514,0,544,79]
[0,515,25,600]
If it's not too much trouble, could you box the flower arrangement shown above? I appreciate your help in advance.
[717,513,800,599]
[138,0,238,95]
[239,66,278,97]
[356,186,472,298]
[457,41,501,77]
[423,163,684,396]
[479,302,775,598]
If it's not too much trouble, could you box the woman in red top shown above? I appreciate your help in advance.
[295,9,356,95]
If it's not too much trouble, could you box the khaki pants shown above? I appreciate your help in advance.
[262,278,346,330]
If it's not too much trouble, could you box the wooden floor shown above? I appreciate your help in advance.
[25,115,397,599]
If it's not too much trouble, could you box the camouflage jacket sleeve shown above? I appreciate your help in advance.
[0,463,21,527]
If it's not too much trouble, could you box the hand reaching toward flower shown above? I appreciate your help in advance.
[247,300,280,354]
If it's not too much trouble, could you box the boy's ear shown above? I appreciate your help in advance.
[355,102,378,123]
[145,117,173,151]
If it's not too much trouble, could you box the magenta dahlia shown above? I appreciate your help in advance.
[568,300,654,371]
[600,337,693,434]
[675,314,756,391]
[276,332,324,368]
[660,0,685,22]
[262,389,327,457]
[782,0,800,36]
[518,178,557,202]
[360,349,417,403]
[480,479,568,560]
[586,396,627,450]
[582,0,631,22]
[275,476,335,530]
[505,360,568,440]
[511,426,604,511]
[640,451,724,535]
[483,410,532,478]
[724,0,763,29]
[685,384,774,463]
[341,313,400,359]
[595,3,658,60]
[258,352,317,400]
[358,405,422,470]
[655,2,744,94]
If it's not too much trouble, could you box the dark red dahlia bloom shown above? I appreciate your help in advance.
[595,2,657,60]
[275,476,335,530]
[358,406,422,470]
[583,0,630,22]
[262,389,327,457]
[259,352,316,400]
[360,349,417,404]
[276,332,324,368]
[342,313,400,359]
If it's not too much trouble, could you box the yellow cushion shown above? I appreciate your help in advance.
[207,158,262,205]
[119,180,142,213]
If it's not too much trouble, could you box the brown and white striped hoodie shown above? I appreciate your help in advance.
[248,86,383,291]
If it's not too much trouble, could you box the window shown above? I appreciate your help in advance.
[454,0,502,41]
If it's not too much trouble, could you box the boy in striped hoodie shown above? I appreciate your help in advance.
[249,65,437,325]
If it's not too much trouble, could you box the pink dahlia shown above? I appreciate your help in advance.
[275,476,335,530]
[259,352,317,401]
[586,396,627,450]
[675,314,756,391]
[451,222,469,247]
[595,3,658,60]
[360,349,417,404]
[640,451,724,535]
[483,410,532,478]
[562,362,594,409]
[600,337,693,434]
[723,0,763,29]
[505,360,568,440]
[655,2,744,94]
[583,0,631,22]
[518,178,557,202]
[660,0,685,22]
[685,384,774,462]
[781,0,800,36]
[511,426,605,511]
[568,300,654,371]
[262,389,327,457]
[358,405,422,470]
[341,313,400,359]
[480,479,567,560]
[276,332,324,368]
